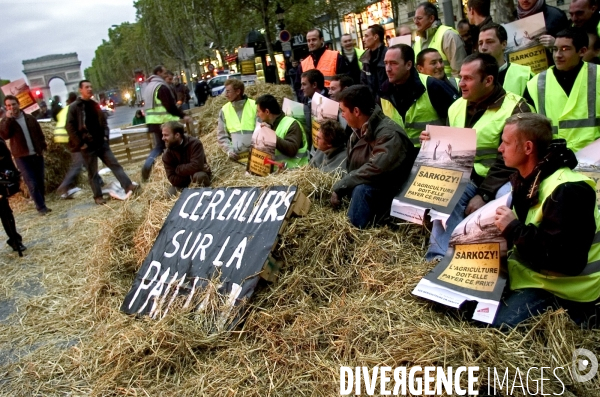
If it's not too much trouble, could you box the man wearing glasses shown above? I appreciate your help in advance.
[413,1,467,78]
[524,28,600,152]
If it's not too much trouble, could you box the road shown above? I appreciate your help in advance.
[107,105,139,130]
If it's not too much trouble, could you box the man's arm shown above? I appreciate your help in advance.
[275,119,303,157]
[157,85,185,118]
[501,182,597,275]
[334,131,410,198]
[216,109,235,154]
[175,139,208,177]
[442,30,467,78]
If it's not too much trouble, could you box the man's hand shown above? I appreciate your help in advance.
[494,205,516,232]
[228,151,239,161]
[81,144,88,150]
[330,191,341,209]
[538,35,555,48]
[465,194,486,215]
[419,130,430,142]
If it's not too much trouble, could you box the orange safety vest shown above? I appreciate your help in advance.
[301,49,338,87]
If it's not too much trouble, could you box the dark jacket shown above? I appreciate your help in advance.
[174,83,191,104]
[341,49,363,84]
[162,135,211,188]
[333,106,414,197]
[360,44,389,98]
[0,137,20,197]
[195,81,209,103]
[0,113,47,158]
[502,140,596,275]
[65,98,109,153]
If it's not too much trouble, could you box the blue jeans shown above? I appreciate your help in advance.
[81,141,132,198]
[493,288,600,329]
[426,181,478,260]
[15,155,47,211]
[142,126,165,180]
[347,184,394,229]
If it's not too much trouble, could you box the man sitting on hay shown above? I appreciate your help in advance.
[331,85,414,229]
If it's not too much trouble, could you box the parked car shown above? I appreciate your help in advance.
[208,73,242,96]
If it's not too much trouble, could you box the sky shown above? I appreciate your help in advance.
[0,0,137,98]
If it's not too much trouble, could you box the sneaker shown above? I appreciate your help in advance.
[38,208,52,216]
[94,197,107,205]
[61,187,81,199]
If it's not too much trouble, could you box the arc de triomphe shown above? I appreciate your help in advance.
[22,53,82,101]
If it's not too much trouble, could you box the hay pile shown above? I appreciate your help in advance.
[2,104,599,396]
[40,121,73,192]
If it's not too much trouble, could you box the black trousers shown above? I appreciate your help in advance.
[0,196,21,245]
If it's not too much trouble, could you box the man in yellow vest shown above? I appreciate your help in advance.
[255,94,308,169]
[380,44,456,153]
[55,92,101,198]
[524,28,600,153]
[570,0,600,34]
[493,113,600,329]
[413,2,467,78]
[340,33,364,84]
[421,53,531,261]
[416,48,461,98]
[331,85,414,229]
[141,65,188,181]
[295,29,347,96]
[478,23,532,96]
[216,79,257,162]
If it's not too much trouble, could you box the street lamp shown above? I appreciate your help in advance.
[276,3,285,30]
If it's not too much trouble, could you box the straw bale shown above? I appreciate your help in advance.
[40,121,74,192]
[1,119,599,397]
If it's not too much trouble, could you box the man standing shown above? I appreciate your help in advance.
[216,79,256,161]
[466,0,493,51]
[340,33,364,84]
[493,113,600,329]
[255,94,308,169]
[332,85,414,229]
[173,76,191,110]
[570,0,599,30]
[359,24,388,97]
[0,136,25,253]
[194,77,209,107]
[380,44,456,151]
[414,2,467,77]
[479,23,532,96]
[421,53,531,261]
[0,95,51,215]
[525,28,600,152]
[66,80,137,205]
[142,65,188,180]
[162,121,211,196]
[416,48,461,97]
[295,29,346,94]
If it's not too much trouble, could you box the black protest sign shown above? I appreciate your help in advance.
[121,186,299,319]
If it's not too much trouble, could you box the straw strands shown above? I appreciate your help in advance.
[0,85,598,396]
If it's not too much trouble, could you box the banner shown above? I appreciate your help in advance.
[575,139,600,207]
[311,92,339,152]
[121,186,306,326]
[412,193,511,324]
[503,13,549,74]
[391,125,476,225]
[1,79,40,114]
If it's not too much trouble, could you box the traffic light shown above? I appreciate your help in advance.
[134,69,145,83]
[34,89,43,100]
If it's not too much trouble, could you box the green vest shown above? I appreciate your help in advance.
[274,116,308,169]
[527,63,600,152]
[54,107,69,143]
[503,63,532,97]
[222,98,256,153]
[414,25,456,77]
[448,91,525,178]
[508,168,600,302]
[356,48,365,70]
[380,73,444,147]
[145,86,181,124]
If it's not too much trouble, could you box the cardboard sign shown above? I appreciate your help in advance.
[508,44,548,74]
[248,147,273,176]
[237,151,249,165]
[121,186,307,325]
[581,172,600,207]
[575,139,600,207]
[1,79,40,114]
[238,48,256,76]
[310,92,339,153]
[391,126,476,225]
[412,194,511,324]
[389,35,412,46]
